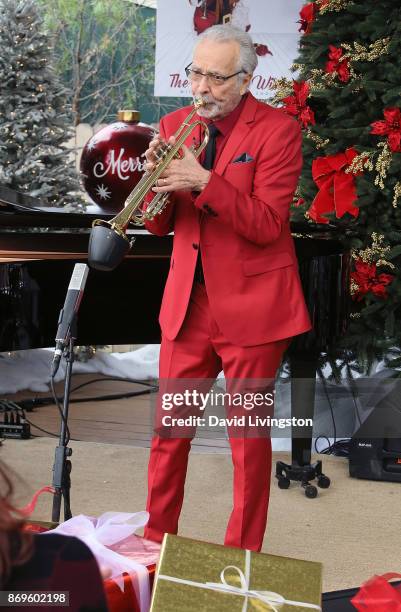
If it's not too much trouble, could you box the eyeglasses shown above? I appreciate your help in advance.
[185,63,244,86]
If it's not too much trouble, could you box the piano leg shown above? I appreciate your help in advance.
[291,352,317,467]
[275,351,331,498]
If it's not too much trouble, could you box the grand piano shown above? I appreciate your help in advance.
[0,184,351,494]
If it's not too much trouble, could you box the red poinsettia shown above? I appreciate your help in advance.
[325,45,350,83]
[282,81,315,128]
[371,107,401,153]
[298,2,318,34]
[351,259,394,301]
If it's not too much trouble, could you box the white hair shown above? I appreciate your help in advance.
[195,24,258,76]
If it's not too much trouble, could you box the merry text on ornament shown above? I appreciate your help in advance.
[93,148,147,181]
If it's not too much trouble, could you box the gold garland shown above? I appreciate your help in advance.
[292,37,390,93]
[350,279,360,297]
[317,0,353,13]
[351,233,395,270]
[270,70,333,99]
[345,151,374,174]
[346,145,396,195]
[292,65,339,90]
[294,186,303,199]
[305,128,330,149]
[374,142,392,190]
[341,38,391,62]
[268,77,294,106]
[393,182,401,208]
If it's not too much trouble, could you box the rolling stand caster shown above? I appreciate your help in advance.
[317,474,331,488]
[303,483,317,499]
[277,476,290,489]
[275,459,331,498]
[275,348,334,499]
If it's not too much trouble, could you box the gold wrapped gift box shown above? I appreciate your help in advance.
[150,534,322,611]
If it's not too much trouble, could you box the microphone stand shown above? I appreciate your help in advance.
[51,318,77,523]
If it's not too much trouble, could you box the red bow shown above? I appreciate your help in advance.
[351,259,394,301]
[282,81,315,128]
[325,45,350,82]
[371,107,401,153]
[309,148,360,223]
[351,573,401,611]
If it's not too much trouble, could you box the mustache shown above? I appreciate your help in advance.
[195,95,220,107]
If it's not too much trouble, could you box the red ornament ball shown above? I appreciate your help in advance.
[80,110,154,213]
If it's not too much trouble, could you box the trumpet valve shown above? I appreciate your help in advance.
[154,143,171,162]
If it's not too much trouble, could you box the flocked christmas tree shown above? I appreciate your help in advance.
[0,0,83,208]
[272,0,401,370]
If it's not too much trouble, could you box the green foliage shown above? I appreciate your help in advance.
[0,0,82,207]
[36,0,186,126]
[285,0,401,368]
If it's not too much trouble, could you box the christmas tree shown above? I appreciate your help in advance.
[0,0,83,208]
[273,0,401,369]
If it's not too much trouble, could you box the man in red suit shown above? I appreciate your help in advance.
[143,25,311,552]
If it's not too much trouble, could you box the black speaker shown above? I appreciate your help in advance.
[349,381,401,483]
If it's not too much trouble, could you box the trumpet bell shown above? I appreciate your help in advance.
[88,222,134,271]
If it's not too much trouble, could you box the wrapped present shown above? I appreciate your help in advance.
[104,534,160,612]
[23,520,58,533]
[44,511,160,612]
[351,572,401,611]
[25,517,160,612]
[150,534,322,611]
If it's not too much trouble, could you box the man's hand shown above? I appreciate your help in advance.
[144,133,169,174]
[147,136,211,194]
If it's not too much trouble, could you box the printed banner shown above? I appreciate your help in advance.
[154,0,304,99]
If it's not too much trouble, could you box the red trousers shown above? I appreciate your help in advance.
[144,282,289,552]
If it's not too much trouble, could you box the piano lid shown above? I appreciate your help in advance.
[0,183,117,228]
[0,183,345,238]
[0,184,172,258]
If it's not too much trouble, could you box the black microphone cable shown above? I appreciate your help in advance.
[314,367,351,457]
[17,376,158,411]
[3,377,158,439]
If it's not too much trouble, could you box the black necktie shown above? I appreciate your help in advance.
[202,124,219,170]
[194,125,219,285]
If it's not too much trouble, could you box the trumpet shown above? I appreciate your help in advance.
[88,98,209,271]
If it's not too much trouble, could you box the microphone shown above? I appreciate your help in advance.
[51,263,89,377]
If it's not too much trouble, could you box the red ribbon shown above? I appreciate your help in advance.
[309,147,360,223]
[351,573,401,611]
[17,486,55,517]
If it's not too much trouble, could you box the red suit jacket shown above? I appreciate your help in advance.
[144,93,311,347]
